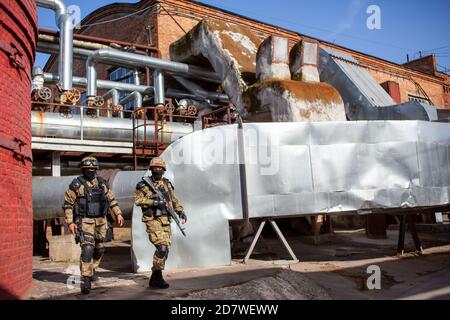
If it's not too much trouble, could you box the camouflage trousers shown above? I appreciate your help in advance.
[142,215,172,271]
[79,217,107,277]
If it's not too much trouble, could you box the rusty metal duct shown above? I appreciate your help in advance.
[244,36,346,122]
[35,0,73,90]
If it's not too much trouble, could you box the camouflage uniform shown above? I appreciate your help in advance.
[134,176,184,271]
[63,176,122,277]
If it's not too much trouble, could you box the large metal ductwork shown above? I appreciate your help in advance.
[86,48,221,98]
[33,171,145,220]
[31,111,194,144]
[36,0,73,91]
[127,120,450,272]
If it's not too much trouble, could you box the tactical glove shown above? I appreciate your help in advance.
[177,211,187,222]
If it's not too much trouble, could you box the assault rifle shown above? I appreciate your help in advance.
[142,176,186,237]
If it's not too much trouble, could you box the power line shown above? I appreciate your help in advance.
[77,3,157,28]
[200,0,416,52]
[420,45,450,54]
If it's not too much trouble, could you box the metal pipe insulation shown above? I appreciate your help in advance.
[154,70,165,106]
[31,111,194,144]
[36,0,73,90]
[39,27,162,57]
[38,35,148,56]
[133,69,141,86]
[44,72,155,95]
[86,48,221,97]
[119,91,143,109]
[32,170,146,220]
[103,88,120,106]
[43,73,224,102]
[173,76,229,103]
[37,41,94,60]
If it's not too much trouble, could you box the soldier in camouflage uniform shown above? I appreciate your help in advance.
[134,157,187,289]
[63,157,124,294]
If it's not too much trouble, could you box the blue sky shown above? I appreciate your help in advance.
[36,0,450,73]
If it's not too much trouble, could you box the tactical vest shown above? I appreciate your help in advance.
[75,176,109,218]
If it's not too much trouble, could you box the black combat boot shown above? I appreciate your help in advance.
[149,270,169,289]
[81,276,92,294]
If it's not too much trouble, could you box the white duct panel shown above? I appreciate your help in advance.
[131,120,450,272]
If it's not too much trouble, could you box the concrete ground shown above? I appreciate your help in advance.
[27,226,450,300]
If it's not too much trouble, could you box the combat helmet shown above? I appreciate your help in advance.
[149,157,166,171]
[80,156,99,170]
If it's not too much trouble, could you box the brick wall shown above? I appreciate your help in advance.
[0,0,37,299]
[368,69,446,106]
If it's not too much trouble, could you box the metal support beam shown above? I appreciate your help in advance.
[51,151,61,177]
[243,219,299,264]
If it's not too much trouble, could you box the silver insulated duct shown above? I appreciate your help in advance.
[33,171,145,220]
[31,111,194,144]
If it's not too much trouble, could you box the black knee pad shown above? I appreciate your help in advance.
[155,245,169,259]
[93,247,105,260]
[81,244,94,263]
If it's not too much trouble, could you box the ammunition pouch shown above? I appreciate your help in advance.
[143,208,168,218]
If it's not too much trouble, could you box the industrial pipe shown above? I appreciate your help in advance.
[36,0,73,90]
[154,69,165,106]
[37,41,93,60]
[173,76,229,103]
[103,89,120,117]
[39,28,162,58]
[32,170,146,220]
[86,48,221,97]
[44,72,155,95]
[103,88,120,106]
[31,111,194,144]
[44,73,223,102]
[119,91,143,110]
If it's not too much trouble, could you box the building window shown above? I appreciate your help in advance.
[408,94,431,105]
[444,86,450,94]
[109,67,136,110]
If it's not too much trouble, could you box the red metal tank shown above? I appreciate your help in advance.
[0,0,37,299]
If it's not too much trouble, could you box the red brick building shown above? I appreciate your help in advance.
[45,0,450,109]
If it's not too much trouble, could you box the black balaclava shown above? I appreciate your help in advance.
[151,168,164,181]
[83,169,97,181]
